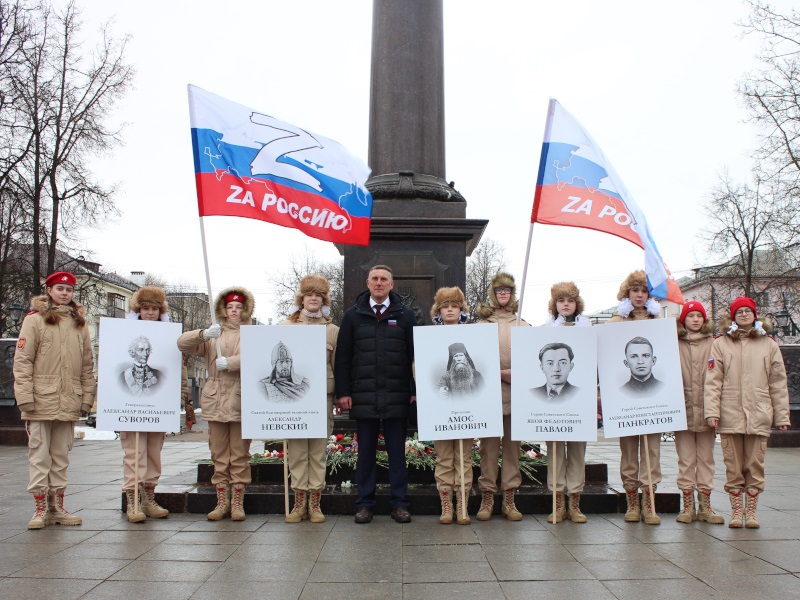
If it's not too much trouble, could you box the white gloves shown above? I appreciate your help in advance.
[216,357,229,371]
[203,324,222,340]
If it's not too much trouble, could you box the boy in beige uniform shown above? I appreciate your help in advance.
[14,271,95,529]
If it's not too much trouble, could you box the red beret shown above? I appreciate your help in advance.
[224,292,245,305]
[730,296,757,320]
[45,272,76,287]
[679,301,707,324]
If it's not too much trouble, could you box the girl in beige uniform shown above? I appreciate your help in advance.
[178,287,254,521]
[120,286,189,522]
[542,281,591,523]
[430,286,474,525]
[14,271,95,529]
[606,270,662,525]
[705,296,790,528]
[475,272,529,521]
[281,275,338,524]
[674,301,724,525]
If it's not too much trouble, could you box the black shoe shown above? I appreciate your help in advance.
[354,507,373,524]
[390,506,412,523]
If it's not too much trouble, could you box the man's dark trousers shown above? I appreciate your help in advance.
[355,418,408,509]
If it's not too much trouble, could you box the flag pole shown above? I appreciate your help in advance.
[198,216,222,358]
[517,98,556,326]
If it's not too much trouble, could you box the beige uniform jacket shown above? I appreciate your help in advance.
[704,329,790,436]
[178,320,242,422]
[13,298,95,420]
[607,306,656,324]
[478,309,529,415]
[678,332,714,432]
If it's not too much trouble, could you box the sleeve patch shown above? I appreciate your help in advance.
[16,338,25,349]
[708,358,715,370]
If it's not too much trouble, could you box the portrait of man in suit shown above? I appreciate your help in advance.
[530,342,580,402]
[118,336,164,397]
[620,336,663,397]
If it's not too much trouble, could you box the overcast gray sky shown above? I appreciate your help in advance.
[76,0,786,322]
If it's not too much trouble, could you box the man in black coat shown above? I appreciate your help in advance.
[335,265,416,523]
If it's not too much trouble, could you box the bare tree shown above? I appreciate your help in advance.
[267,249,344,325]
[9,0,133,296]
[739,1,800,182]
[465,238,508,321]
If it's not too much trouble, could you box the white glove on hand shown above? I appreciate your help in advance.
[203,324,222,340]
[216,357,229,371]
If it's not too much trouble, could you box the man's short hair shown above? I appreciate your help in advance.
[538,342,574,363]
[624,336,653,355]
[128,336,151,358]
[369,264,393,279]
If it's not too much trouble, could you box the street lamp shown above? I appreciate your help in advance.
[7,301,24,337]
[775,309,792,336]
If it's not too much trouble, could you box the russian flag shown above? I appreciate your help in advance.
[188,85,373,246]
[532,99,684,304]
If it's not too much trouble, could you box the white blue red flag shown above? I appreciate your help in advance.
[532,99,684,304]
[188,85,373,246]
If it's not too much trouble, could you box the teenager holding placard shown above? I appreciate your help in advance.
[542,281,591,523]
[607,270,663,525]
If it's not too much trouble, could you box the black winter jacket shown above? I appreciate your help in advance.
[334,290,416,419]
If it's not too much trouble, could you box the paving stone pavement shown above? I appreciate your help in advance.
[1,434,799,599]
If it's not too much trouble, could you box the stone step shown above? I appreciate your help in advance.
[126,483,680,516]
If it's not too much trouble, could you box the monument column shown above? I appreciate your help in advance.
[340,0,487,323]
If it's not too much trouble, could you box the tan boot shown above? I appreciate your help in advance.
[125,489,146,523]
[745,488,760,529]
[28,493,48,530]
[568,493,587,523]
[47,492,82,526]
[728,489,743,528]
[285,490,308,523]
[624,486,641,522]
[696,490,724,524]
[308,490,325,523]
[140,484,169,519]
[230,484,246,521]
[547,492,566,523]
[476,490,494,521]
[641,485,660,525]
[207,484,230,521]
[454,489,470,525]
[501,489,523,521]
[438,487,454,524]
[676,489,696,523]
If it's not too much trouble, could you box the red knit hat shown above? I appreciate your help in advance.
[44,271,76,287]
[679,301,707,324]
[224,292,246,305]
[730,296,757,320]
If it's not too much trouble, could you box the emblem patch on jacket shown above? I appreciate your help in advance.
[388,320,397,326]
[16,338,25,349]
[707,358,715,370]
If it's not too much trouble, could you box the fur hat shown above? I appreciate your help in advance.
[616,270,649,301]
[214,286,255,324]
[292,274,331,308]
[130,286,168,314]
[476,272,518,318]
[548,281,584,318]
[430,286,469,319]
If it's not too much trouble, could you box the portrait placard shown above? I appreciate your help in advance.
[96,318,183,432]
[240,325,327,439]
[413,323,502,441]
[510,326,598,442]
[597,318,686,438]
